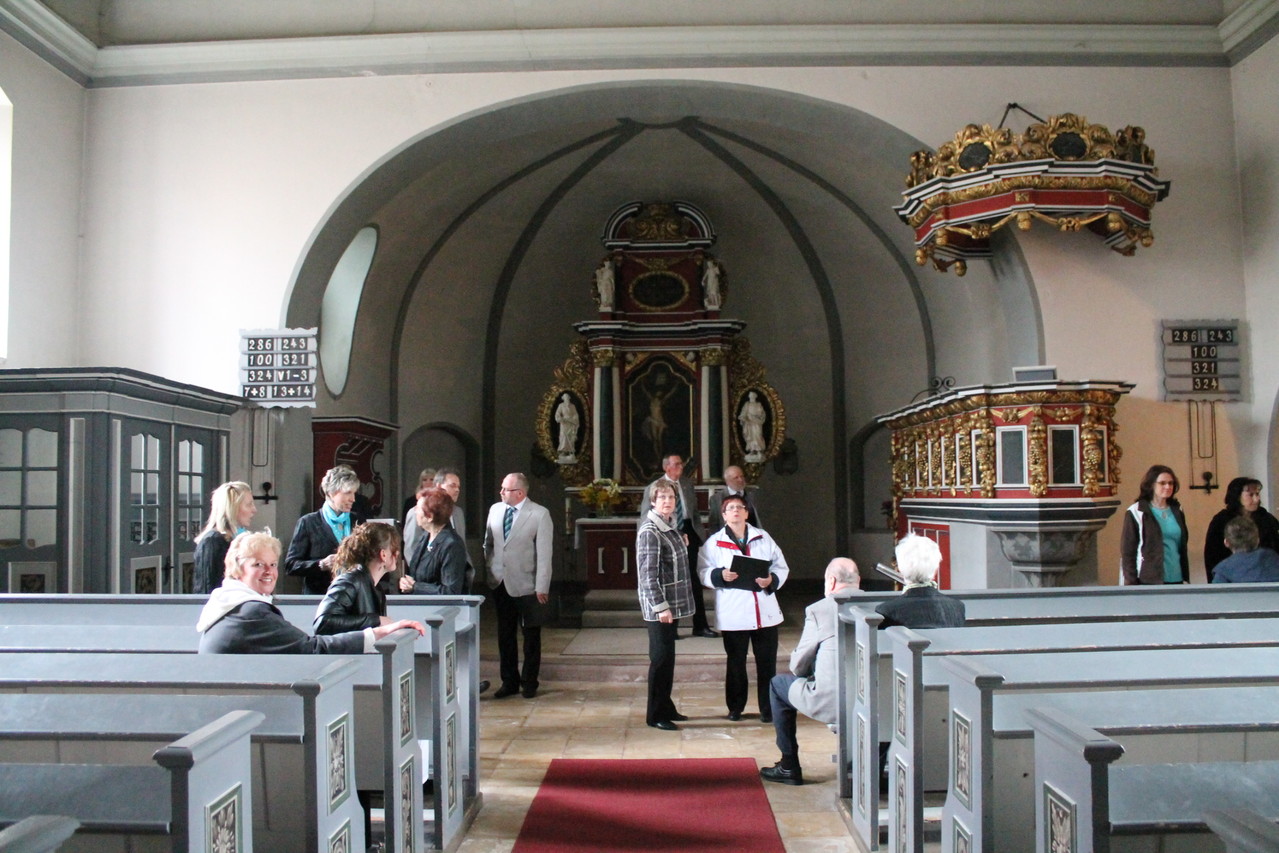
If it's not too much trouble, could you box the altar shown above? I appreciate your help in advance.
[536,201,786,591]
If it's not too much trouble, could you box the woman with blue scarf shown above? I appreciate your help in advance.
[285,465,366,594]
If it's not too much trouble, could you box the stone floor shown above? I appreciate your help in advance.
[453,605,879,852]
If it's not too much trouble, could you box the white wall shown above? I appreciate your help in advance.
[1234,34,1279,496]
[0,29,84,367]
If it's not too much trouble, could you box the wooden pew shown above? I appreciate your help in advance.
[1205,810,1279,853]
[0,592,485,819]
[0,688,357,852]
[0,711,262,853]
[835,588,1279,851]
[0,622,457,853]
[1027,706,1279,853]
[877,616,1279,853]
[0,652,389,852]
[0,815,79,853]
[943,648,1279,853]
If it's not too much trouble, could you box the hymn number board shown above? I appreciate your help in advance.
[239,328,318,407]
[1161,320,1242,401]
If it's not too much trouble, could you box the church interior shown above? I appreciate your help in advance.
[3,0,1279,850]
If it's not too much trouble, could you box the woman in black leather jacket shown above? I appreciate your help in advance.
[313,522,400,635]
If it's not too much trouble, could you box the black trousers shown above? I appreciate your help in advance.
[769,673,801,763]
[688,544,710,632]
[646,619,679,725]
[492,581,541,691]
[721,624,779,716]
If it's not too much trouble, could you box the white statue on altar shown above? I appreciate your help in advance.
[702,258,722,310]
[594,258,615,312]
[739,390,766,462]
[555,393,580,462]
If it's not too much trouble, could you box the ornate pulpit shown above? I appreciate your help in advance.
[537,201,785,590]
[877,378,1133,587]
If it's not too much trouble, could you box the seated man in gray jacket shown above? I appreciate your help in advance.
[760,557,860,785]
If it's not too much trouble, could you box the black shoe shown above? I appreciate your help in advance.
[694,628,719,638]
[648,720,679,731]
[760,762,803,786]
[477,680,491,694]
[522,687,538,699]
[669,712,689,722]
[727,711,743,722]
[759,714,773,724]
[493,684,520,699]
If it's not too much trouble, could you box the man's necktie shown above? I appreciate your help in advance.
[673,487,685,529]
[503,506,515,540]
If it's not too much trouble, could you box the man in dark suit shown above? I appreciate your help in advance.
[707,464,761,531]
[760,557,860,785]
[483,472,554,698]
[875,534,966,629]
[639,454,716,637]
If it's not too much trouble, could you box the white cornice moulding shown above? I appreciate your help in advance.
[3,0,1279,88]
[79,25,1231,87]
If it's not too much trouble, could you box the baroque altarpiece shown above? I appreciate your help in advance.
[534,202,785,588]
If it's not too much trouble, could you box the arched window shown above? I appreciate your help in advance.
[319,226,377,396]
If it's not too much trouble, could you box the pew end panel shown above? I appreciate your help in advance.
[1026,706,1127,853]
[884,626,931,853]
[849,606,884,852]
[939,656,1004,853]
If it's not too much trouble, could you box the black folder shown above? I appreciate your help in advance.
[724,554,772,591]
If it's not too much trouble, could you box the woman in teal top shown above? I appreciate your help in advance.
[1120,465,1191,584]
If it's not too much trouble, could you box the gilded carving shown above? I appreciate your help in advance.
[976,414,996,498]
[536,341,593,486]
[727,339,787,478]
[1081,407,1104,497]
[702,347,727,367]
[630,203,687,242]
[1028,410,1048,497]
[590,348,616,368]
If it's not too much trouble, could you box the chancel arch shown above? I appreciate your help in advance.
[280,80,1043,576]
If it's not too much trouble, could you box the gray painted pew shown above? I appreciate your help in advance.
[835,590,1279,852]
[0,625,440,853]
[1027,707,1279,853]
[942,647,1279,853]
[0,688,352,853]
[1205,810,1279,853]
[876,616,1279,853]
[0,710,262,853]
[0,653,385,853]
[0,592,485,819]
[0,816,79,853]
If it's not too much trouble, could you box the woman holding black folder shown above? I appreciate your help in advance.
[697,494,789,722]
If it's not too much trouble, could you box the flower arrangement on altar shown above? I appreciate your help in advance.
[579,478,623,515]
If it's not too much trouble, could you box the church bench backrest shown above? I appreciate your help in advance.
[0,710,263,853]
[1205,809,1279,853]
[0,626,437,853]
[1027,707,1279,853]
[943,648,1279,853]
[0,815,79,853]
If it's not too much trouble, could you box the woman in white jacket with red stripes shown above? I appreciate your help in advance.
[698,494,789,721]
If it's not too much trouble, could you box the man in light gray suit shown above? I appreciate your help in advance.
[483,472,554,698]
[760,557,860,785]
[639,454,715,637]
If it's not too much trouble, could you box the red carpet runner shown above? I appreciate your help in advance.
[512,757,786,852]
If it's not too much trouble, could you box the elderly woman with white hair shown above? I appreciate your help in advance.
[285,465,367,595]
[875,534,966,629]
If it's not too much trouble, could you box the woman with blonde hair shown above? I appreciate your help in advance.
[314,522,400,635]
[192,481,256,594]
[198,531,423,654]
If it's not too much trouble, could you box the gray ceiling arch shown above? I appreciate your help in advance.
[284,79,1042,544]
